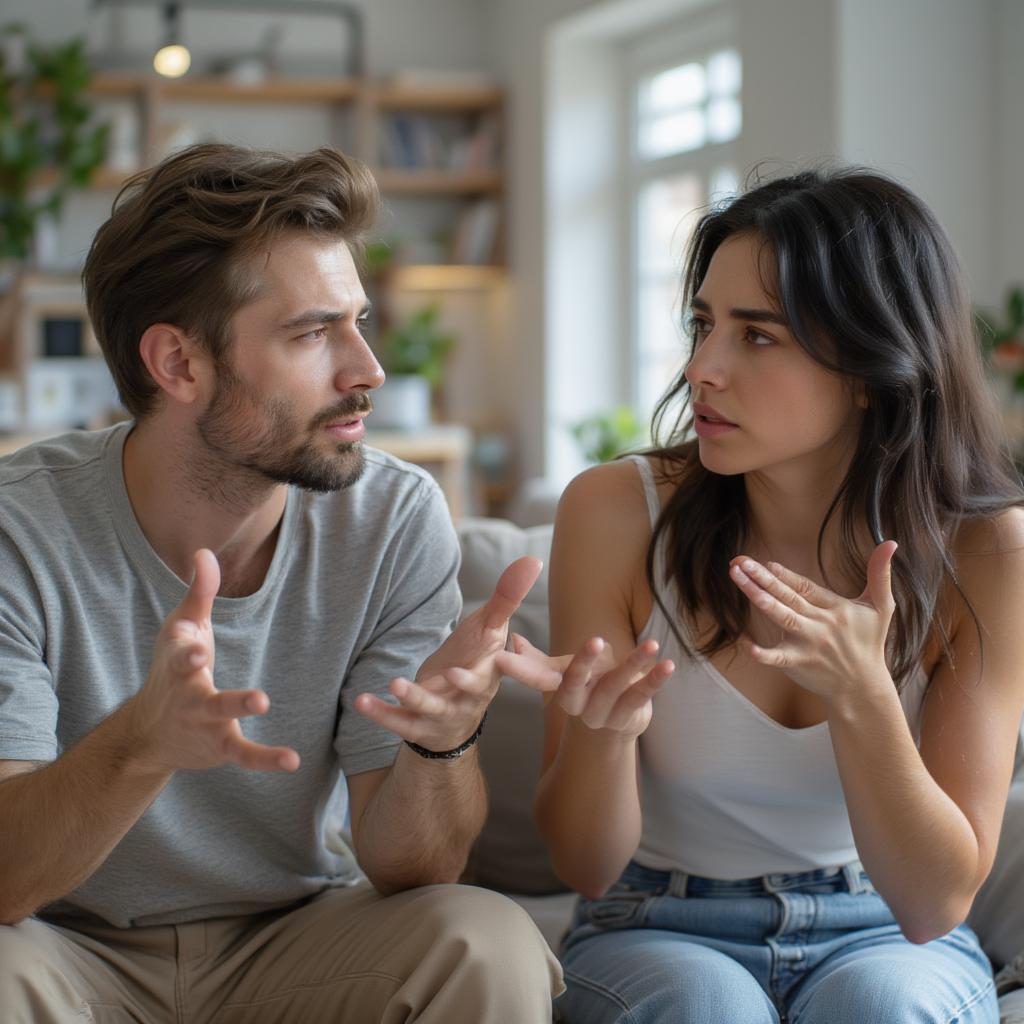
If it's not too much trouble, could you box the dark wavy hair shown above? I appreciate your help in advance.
[84,143,379,418]
[647,167,1023,689]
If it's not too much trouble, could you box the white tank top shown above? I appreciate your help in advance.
[629,455,928,878]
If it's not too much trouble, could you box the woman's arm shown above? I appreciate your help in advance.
[732,511,1024,943]
[834,513,1024,943]
[533,462,671,899]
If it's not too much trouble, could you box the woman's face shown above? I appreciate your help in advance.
[683,233,864,484]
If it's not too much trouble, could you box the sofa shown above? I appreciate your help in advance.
[453,516,1024,1023]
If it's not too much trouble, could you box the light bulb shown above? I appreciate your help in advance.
[153,43,191,78]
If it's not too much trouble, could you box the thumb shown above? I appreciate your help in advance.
[864,540,898,612]
[479,556,543,632]
[176,548,221,625]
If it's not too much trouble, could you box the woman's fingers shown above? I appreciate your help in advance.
[570,640,665,724]
[861,540,898,613]
[604,664,673,731]
[730,557,823,615]
[730,561,811,634]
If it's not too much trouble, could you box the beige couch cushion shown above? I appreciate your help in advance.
[456,517,567,897]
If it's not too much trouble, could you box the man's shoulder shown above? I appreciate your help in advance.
[0,425,123,493]
[348,445,445,512]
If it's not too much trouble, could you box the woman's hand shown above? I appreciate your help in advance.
[729,540,898,702]
[496,634,674,739]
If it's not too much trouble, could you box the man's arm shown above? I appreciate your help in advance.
[348,557,542,894]
[0,550,297,924]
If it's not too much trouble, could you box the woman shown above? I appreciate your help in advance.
[500,168,1024,1022]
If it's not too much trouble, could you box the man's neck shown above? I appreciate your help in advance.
[123,417,288,597]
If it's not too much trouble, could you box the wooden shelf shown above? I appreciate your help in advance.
[86,72,360,103]
[375,170,502,195]
[159,77,360,103]
[31,167,132,190]
[370,84,502,112]
[390,265,504,291]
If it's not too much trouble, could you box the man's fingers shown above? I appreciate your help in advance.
[389,677,450,716]
[353,693,421,736]
[175,549,221,625]
[225,734,300,772]
[165,631,208,673]
[205,688,269,720]
[478,556,543,632]
[493,650,564,692]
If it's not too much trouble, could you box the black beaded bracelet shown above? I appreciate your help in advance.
[404,712,488,760]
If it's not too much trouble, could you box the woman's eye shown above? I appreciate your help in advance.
[747,328,774,347]
[687,316,711,340]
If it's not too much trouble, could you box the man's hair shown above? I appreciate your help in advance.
[83,143,379,418]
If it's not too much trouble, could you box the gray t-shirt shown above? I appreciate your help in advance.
[0,423,461,927]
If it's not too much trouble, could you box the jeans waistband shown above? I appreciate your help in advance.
[621,860,876,898]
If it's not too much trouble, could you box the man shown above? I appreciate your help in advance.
[0,144,562,1022]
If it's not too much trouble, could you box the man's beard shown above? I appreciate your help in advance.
[196,362,371,493]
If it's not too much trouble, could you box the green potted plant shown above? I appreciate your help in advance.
[0,25,109,265]
[570,406,647,464]
[977,287,1024,393]
[372,304,457,430]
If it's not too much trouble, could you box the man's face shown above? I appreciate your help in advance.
[196,233,384,493]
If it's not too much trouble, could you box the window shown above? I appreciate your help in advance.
[626,19,741,426]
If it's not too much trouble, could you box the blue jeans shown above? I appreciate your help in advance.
[557,860,997,1024]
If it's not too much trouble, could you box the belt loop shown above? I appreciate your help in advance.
[841,861,872,894]
[668,869,689,897]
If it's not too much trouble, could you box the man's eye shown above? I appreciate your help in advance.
[299,326,329,342]
[356,316,371,330]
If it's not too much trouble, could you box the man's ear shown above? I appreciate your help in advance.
[139,323,208,404]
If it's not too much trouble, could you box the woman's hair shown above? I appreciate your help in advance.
[648,166,1023,688]
[83,143,379,418]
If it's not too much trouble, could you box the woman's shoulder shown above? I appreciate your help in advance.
[952,506,1024,561]
[560,450,687,512]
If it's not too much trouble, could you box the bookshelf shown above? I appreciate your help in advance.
[74,72,505,273]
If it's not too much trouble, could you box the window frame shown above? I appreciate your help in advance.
[623,10,741,423]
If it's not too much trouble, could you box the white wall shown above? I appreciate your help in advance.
[491,0,1018,483]
[994,0,1024,301]
[735,0,838,174]
[837,0,997,306]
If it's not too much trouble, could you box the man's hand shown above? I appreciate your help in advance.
[126,549,300,774]
[354,556,542,752]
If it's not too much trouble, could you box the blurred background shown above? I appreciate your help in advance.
[0,0,1021,521]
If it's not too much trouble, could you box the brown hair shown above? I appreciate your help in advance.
[83,143,379,418]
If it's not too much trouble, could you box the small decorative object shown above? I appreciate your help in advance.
[25,357,118,432]
[571,406,647,464]
[371,305,456,431]
[978,286,1024,392]
[0,24,109,263]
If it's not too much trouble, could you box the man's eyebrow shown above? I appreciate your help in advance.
[278,302,373,330]
[690,295,789,326]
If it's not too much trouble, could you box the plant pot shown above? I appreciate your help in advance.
[370,374,432,431]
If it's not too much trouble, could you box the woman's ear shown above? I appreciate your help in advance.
[138,323,208,405]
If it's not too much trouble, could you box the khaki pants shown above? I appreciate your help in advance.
[0,883,564,1023]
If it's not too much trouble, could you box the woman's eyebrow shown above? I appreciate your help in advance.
[691,295,789,326]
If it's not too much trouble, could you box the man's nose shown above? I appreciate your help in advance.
[336,334,385,392]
